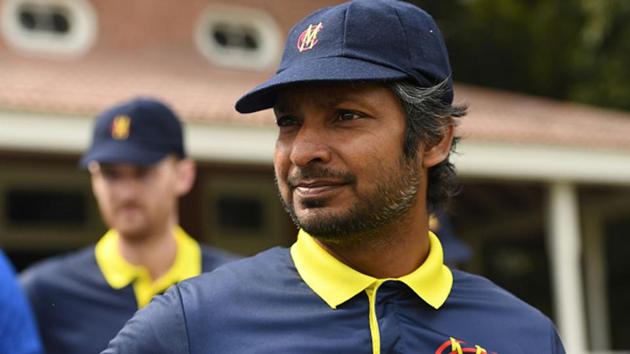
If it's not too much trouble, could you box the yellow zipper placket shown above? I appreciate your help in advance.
[365,280,387,354]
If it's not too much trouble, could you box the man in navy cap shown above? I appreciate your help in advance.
[20,97,237,354]
[104,1,565,353]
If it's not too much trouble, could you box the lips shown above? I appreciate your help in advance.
[116,204,143,216]
[293,180,348,197]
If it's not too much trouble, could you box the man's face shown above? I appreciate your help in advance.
[273,83,423,242]
[89,156,193,240]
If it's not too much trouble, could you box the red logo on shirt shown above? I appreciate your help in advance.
[434,337,496,354]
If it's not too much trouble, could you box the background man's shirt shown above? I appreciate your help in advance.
[20,228,236,354]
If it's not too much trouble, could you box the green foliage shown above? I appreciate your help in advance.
[410,0,630,111]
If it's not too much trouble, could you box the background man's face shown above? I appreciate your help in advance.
[273,83,422,241]
[89,157,188,239]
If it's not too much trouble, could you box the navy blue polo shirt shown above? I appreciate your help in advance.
[20,228,236,354]
[103,231,565,354]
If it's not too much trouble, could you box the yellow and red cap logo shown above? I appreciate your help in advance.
[297,22,323,52]
[111,115,131,140]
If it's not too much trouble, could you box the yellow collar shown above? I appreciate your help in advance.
[290,230,453,309]
[95,226,202,308]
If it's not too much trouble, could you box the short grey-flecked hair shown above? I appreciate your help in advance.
[388,79,467,212]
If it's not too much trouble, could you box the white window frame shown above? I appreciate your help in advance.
[202,174,287,256]
[1,0,97,57]
[194,4,282,70]
[0,163,102,250]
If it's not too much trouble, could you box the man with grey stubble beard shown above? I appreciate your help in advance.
[104,1,566,353]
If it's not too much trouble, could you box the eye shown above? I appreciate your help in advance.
[335,110,364,121]
[276,115,299,127]
[100,168,120,180]
[135,167,152,180]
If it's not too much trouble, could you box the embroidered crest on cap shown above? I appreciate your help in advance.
[111,115,131,140]
[297,22,323,52]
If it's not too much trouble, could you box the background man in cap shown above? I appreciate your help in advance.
[20,97,236,354]
[104,1,565,353]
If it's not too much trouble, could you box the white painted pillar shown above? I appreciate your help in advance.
[547,182,587,354]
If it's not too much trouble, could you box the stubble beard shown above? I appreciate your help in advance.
[107,205,153,242]
[277,155,421,247]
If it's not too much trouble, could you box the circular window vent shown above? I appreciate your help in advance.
[1,0,97,57]
[195,5,282,70]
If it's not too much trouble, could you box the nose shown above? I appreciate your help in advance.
[112,177,140,201]
[289,124,332,167]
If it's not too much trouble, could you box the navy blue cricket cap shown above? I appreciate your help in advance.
[235,0,453,113]
[79,97,186,168]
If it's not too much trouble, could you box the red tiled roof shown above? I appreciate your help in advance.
[2,54,630,151]
[455,84,630,151]
[0,0,342,125]
[0,54,273,126]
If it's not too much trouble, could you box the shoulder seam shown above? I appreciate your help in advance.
[176,284,192,354]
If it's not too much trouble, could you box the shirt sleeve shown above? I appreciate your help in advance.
[0,251,43,354]
[102,284,190,354]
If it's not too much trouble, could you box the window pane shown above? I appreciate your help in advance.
[6,189,87,226]
[605,217,630,350]
[216,196,263,232]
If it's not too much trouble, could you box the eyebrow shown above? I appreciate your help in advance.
[275,89,374,114]
[274,99,295,115]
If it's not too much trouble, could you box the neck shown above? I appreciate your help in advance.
[315,212,430,279]
[117,223,178,281]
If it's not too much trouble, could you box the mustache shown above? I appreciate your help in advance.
[287,165,356,187]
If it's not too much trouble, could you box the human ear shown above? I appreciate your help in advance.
[175,159,196,196]
[88,162,103,197]
[422,124,454,168]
